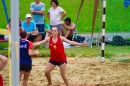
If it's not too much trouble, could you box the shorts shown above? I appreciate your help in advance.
[36,24,44,33]
[20,64,32,72]
[49,60,67,66]
[27,35,38,42]
[50,24,62,33]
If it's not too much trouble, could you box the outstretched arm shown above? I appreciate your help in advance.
[61,36,87,46]
[33,37,49,47]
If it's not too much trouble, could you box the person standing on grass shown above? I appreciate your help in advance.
[30,0,45,41]
[19,31,39,86]
[47,0,66,35]
[33,27,87,86]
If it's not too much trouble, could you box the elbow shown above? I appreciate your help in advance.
[30,11,33,14]
[3,57,8,65]
[64,11,67,15]
[29,52,33,56]
[33,44,36,48]
[64,12,67,16]
[42,11,44,15]
[30,10,34,14]
[28,52,32,56]
[0,55,8,65]
[30,12,33,14]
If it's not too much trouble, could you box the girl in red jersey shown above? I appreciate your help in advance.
[34,27,87,86]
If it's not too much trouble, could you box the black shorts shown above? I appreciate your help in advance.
[49,60,67,66]
[20,64,32,72]
[27,35,38,42]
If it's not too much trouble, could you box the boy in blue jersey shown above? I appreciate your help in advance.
[20,31,39,86]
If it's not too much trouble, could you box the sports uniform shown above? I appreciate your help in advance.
[20,39,33,72]
[49,36,67,66]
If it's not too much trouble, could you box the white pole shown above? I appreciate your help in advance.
[11,0,19,86]
[101,0,106,62]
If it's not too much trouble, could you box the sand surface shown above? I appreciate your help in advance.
[1,57,130,86]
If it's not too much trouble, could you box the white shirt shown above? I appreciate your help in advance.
[48,7,64,25]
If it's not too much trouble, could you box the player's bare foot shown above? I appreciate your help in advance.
[47,82,52,86]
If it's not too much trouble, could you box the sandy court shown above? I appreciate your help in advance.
[1,57,130,86]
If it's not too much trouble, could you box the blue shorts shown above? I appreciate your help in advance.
[50,24,62,33]
[49,60,67,66]
[36,24,44,33]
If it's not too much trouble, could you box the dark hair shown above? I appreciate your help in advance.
[51,0,59,6]
[64,17,71,23]
[20,31,27,39]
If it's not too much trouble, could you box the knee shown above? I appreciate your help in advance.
[3,58,8,65]
[0,55,8,65]
[45,71,49,76]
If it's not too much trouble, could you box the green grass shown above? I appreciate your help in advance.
[0,42,8,49]
[1,42,130,61]
[0,0,130,33]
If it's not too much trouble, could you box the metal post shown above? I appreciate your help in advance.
[101,0,106,62]
[11,0,19,86]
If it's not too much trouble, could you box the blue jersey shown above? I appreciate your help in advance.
[20,39,33,65]
[22,20,36,32]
